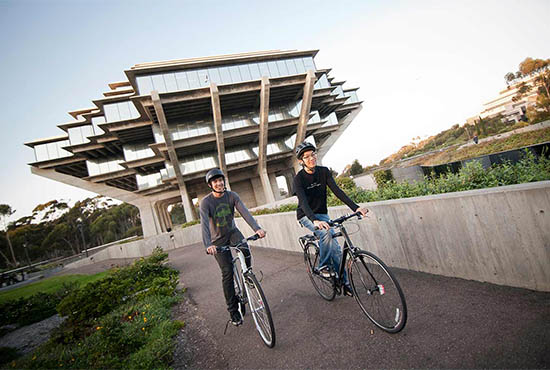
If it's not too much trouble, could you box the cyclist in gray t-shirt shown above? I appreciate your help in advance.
[199,168,266,326]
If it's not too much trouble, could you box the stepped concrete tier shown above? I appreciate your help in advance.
[25,50,363,237]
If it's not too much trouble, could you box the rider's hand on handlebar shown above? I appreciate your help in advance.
[313,220,331,230]
[355,207,369,217]
[256,229,266,238]
[206,245,217,255]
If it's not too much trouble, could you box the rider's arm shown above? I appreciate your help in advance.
[232,192,261,232]
[326,169,360,212]
[293,174,318,222]
[199,199,213,251]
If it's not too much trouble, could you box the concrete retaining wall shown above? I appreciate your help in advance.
[242,181,550,292]
[66,181,550,292]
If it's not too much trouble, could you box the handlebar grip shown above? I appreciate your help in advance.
[248,234,260,241]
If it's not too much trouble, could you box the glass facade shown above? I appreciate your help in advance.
[123,142,155,162]
[92,116,106,135]
[322,112,339,127]
[68,125,94,146]
[151,101,320,144]
[314,73,331,89]
[136,172,162,190]
[34,140,72,162]
[136,56,316,95]
[104,101,139,123]
[172,119,214,141]
[343,90,359,104]
[86,157,125,177]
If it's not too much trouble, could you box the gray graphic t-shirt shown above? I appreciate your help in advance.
[199,191,260,248]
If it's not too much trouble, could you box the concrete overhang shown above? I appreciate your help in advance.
[24,134,69,148]
[123,49,319,91]
[84,168,136,183]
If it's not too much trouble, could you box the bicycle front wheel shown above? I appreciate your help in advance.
[349,250,407,333]
[244,273,276,348]
[303,242,336,301]
[233,264,246,317]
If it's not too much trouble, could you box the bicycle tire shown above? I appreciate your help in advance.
[244,273,276,348]
[303,242,336,301]
[233,264,246,317]
[349,250,407,333]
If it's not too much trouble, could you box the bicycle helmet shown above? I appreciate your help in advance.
[205,168,224,184]
[295,141,316,160]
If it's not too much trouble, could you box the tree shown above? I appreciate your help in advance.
[0,204,17,266]
[507,57,550,120]
[349,159,364,176]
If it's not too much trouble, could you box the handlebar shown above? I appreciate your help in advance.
[215,234,260,253]
[327,211,363,227]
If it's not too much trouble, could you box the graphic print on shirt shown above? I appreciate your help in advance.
[214,203,232,227]
[306,182,321,190]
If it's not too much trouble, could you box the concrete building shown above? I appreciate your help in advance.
[25,50,363,237]
[476,73,540,124]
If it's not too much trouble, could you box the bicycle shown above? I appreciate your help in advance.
[217,234,276,348]
[299,212,407,333]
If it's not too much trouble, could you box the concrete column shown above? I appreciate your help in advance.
[316,105,363,163]
[137,202,162,238]
[250,176,265,205]
[269,172,282,201]
[257,77,276,203]
[210,83,231,190]
[283,171,295,198]
[293,69,317,172]
[151,90,196,221]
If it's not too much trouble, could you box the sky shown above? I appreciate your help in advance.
[0,0,549,222]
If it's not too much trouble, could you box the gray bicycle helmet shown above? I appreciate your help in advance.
[205,168,224,184]
[295,141,316,160]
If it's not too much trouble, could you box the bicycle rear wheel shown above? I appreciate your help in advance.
[349,250,407,333]
[303,242,336,301]
[244,273,276,348]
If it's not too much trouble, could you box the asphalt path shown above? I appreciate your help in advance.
[165,242,550,369]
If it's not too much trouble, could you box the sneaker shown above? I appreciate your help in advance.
[230,310,242,326]
[343,284,354,297]
[318,266,333,278]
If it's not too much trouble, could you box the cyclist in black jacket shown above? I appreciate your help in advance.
[293,142,368,296]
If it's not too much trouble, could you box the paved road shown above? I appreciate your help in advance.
[164,242,550,369]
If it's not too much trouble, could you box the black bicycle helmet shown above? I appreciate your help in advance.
[295,141,316,160]
[205,168,224,184]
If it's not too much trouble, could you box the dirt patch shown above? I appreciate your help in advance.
[171,292,228,369]
[0,315,64,356]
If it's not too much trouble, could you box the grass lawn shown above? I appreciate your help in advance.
[0,271,109,303]
[401,127,550,166]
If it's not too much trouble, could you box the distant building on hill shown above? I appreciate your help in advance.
[24,50,363,237]
[474,74,540,124]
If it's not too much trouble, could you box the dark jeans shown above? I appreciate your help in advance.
[214,228,251,313]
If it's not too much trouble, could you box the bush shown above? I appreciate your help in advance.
[10,249,182,369]
[14,295,182,369]
[57,248,178,324]
[327,149,550,206]
[373,169,394,188]
[0,282,77,328]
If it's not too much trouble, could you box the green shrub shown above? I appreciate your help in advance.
[57,248,178,324]
[327,150,550,206]
[0,282,77,328]
[181,220,200,229]
[373,169,394,188]
[13,295,181,369]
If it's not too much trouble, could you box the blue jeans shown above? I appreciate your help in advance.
[299,214,348,285]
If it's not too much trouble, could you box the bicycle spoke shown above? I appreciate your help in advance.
[245,274,276,347]
[304,242,336,301]
[350,251,407,333]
